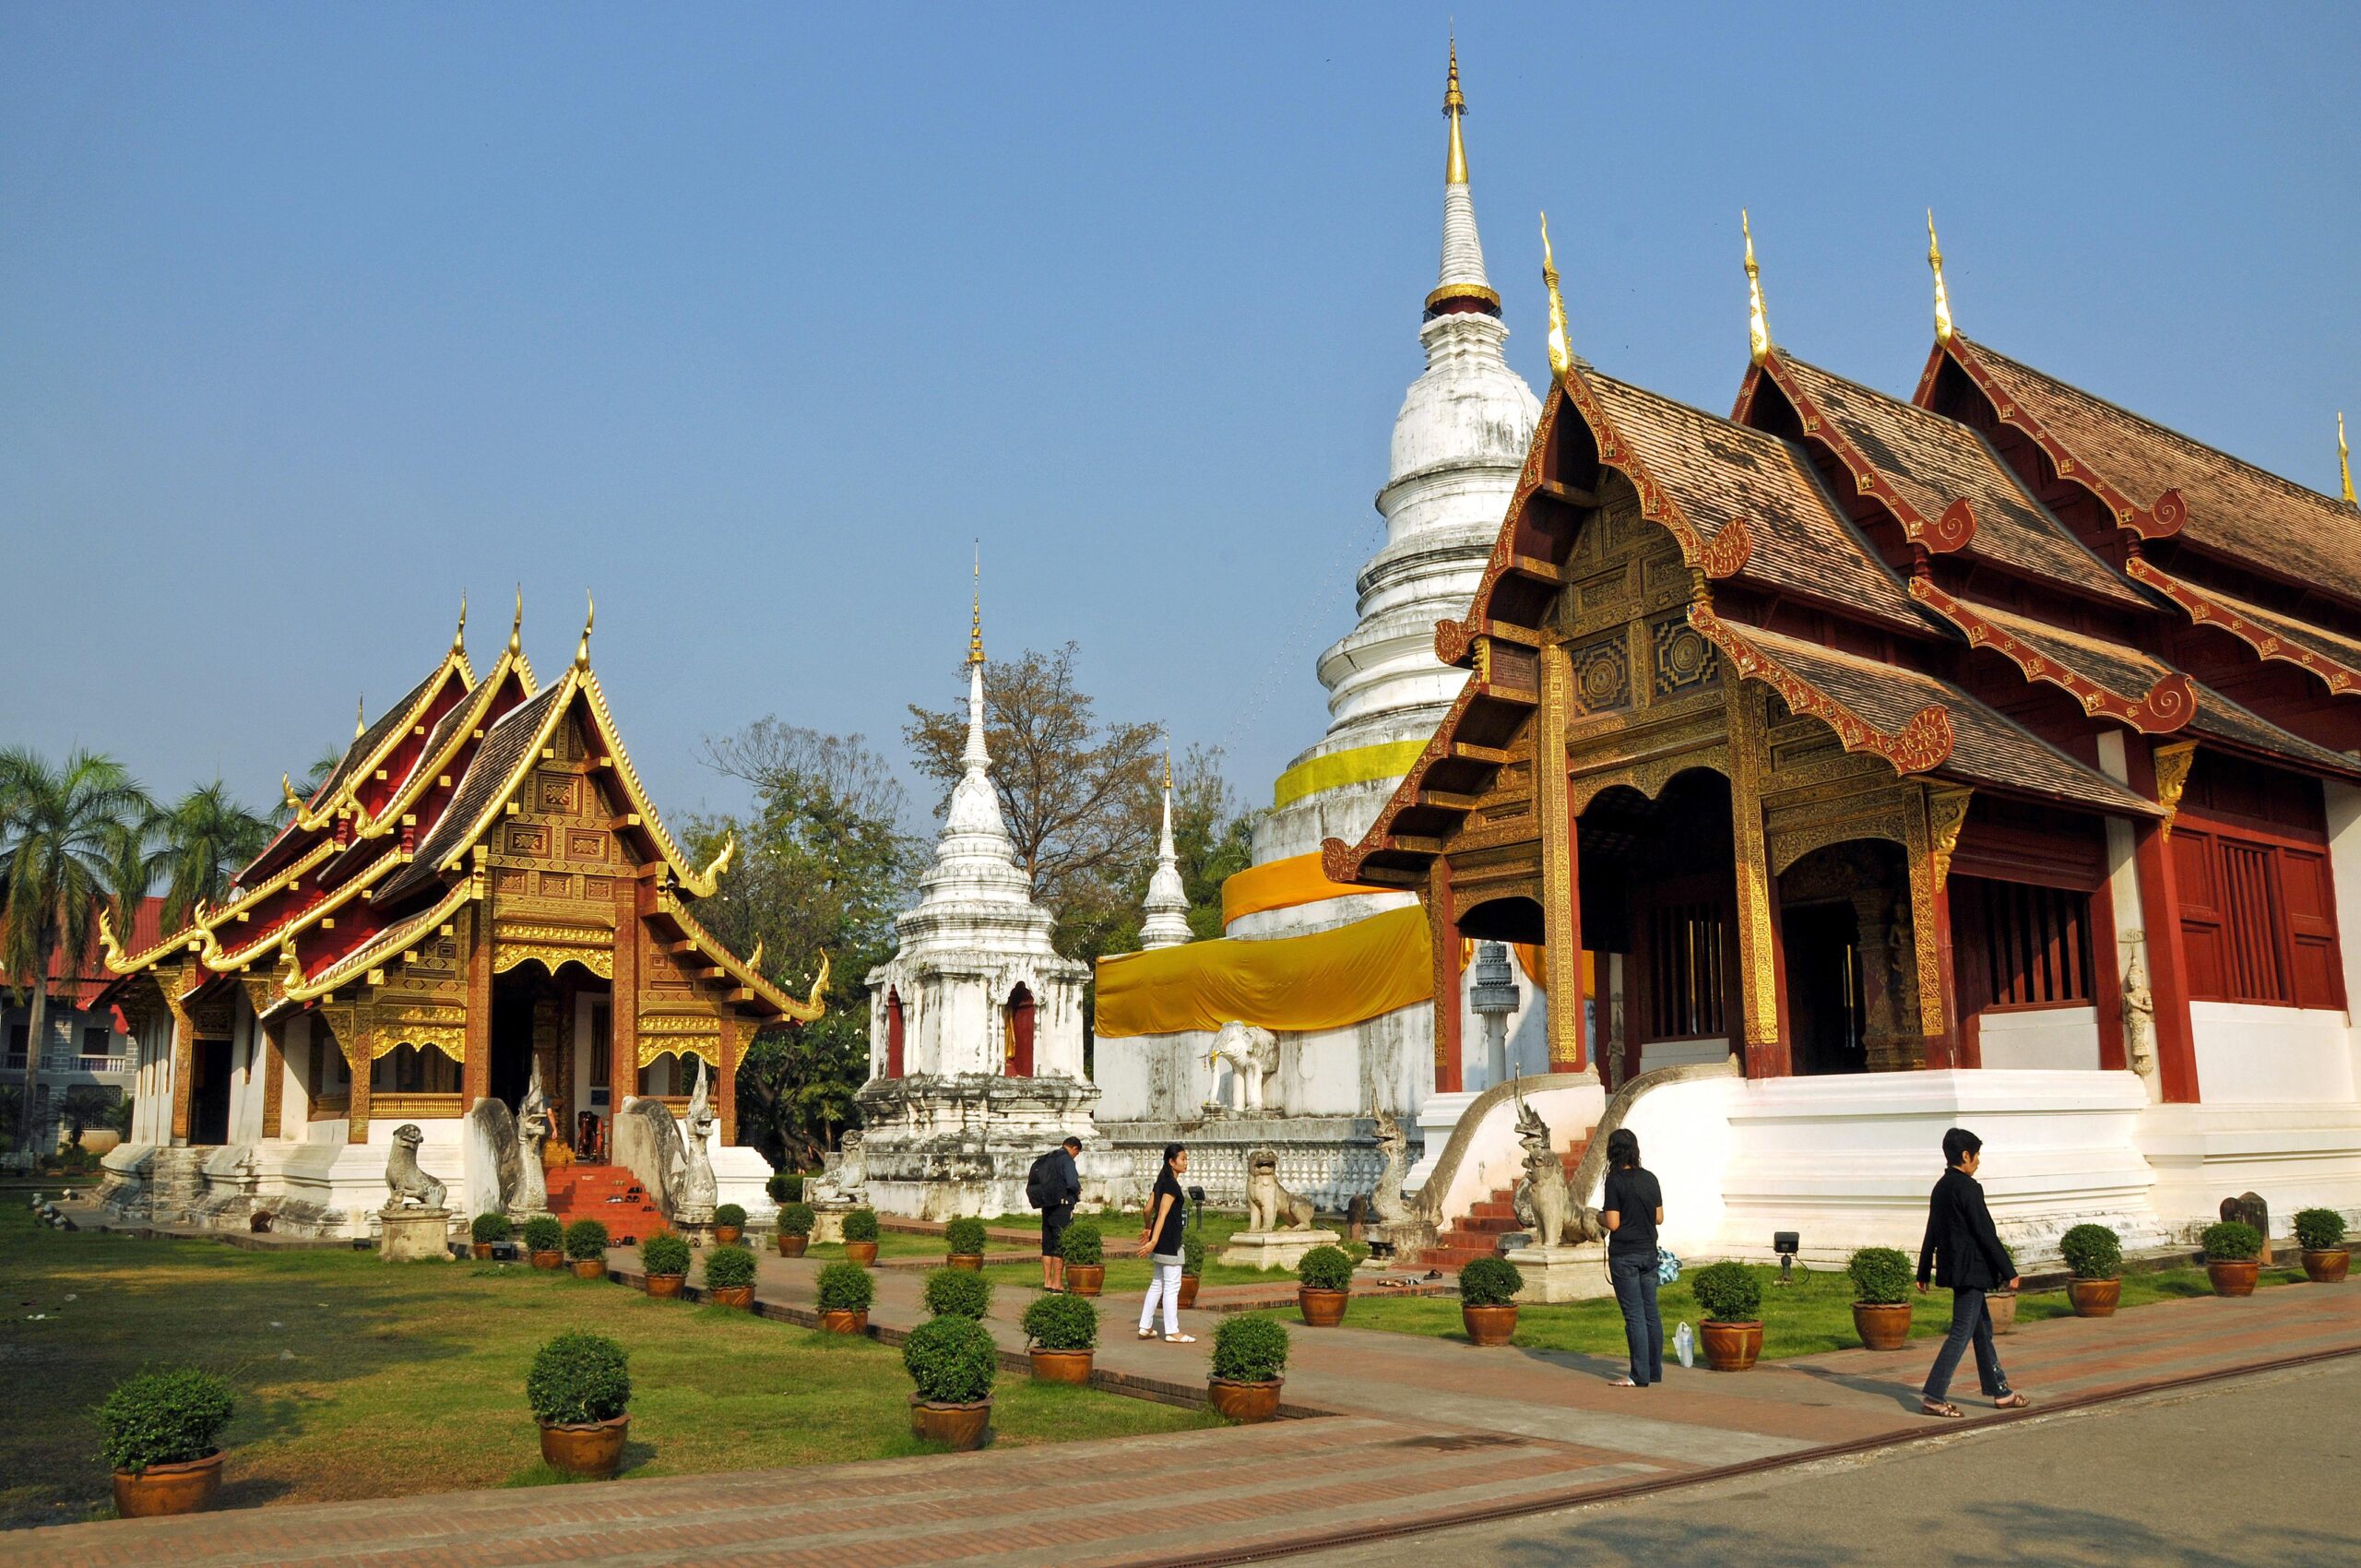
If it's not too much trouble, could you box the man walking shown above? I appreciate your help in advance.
[1033,1134,1083,1292]
[1916,1127,2029,1418]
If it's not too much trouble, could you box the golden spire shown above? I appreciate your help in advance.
[507,586,523,657]
[1540,210,1572,382]
[1928,209,1954,345]
[1164,748,1173,793]
[1443,33,1468,184]
[354,695,367,740]
[1742,209,1772,366]
[2341,411,2354,507]
[281,774,304,814]
[573,590,594,669]
[968,546,984,666]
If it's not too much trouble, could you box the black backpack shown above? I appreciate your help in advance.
[1026,1150,1061,1210]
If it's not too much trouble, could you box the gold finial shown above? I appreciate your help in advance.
[747,936,764,972]
[1928,208,1954,345]
[1164,748,1173,793]
[281,774,304,814]
[355,695,367,740]
[968,545,984,666]
[1540,210,1572,382]
[1443,34,1468,184]
[573,590,594,669]
[453,591,468,653]
[702,831,736,885]
[1742,209,1772,366]
[508,586,523,657]
[2341,412,2354,507]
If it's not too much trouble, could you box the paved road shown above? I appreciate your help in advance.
[1284,1355,2361,1568]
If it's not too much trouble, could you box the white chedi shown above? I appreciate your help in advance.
[1138,763,1192,950]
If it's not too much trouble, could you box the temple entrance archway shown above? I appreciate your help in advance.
[1003,984,1036,1076]
[490,970,544,1111]
[190,1038,231,1145]
[1582,769,1742,1082]
[1777,840,1915,1074]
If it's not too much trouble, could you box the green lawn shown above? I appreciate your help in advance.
[799,1229,1036,1263]
[0,1205,1216,1531]
[1343,1261,2312,1362]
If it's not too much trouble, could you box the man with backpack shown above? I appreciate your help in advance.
[1028,1135,1083,1291]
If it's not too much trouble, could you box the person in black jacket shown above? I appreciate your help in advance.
[1916,1127,2028,1418]
[1040,1136,1082,1291]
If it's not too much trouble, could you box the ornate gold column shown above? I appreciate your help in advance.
[344,1004,374,1144]
[717,1013,739,1146]
[1725,686,1790,1076]
[1536,643,1587,1070]
[462,903,493,1107]
[1428,857,1463,1092]
[611,876,641,1095]
[166,965,196,1144]
[259,1016,286,1139]
[1904,783,1972,1067]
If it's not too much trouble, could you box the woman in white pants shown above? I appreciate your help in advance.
[1135,1143,1192,1342]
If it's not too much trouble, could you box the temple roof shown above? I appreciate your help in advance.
[2123,558,2361,696]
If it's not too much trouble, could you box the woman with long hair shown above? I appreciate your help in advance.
[1600,1126,1665,1387]
[1134,1142,1193,1342]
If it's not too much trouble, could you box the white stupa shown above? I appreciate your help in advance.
[1138,756,1192,949]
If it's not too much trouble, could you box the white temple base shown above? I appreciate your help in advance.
[1218,1229,1342,1271]
[855,1072,1102,1220]
[1510,1241,1611,1302]
[378,1207,453,1262]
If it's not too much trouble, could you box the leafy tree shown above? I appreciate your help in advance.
[1167,744,1261,943]
[157,782,270,925]
[59,1085,124,1144]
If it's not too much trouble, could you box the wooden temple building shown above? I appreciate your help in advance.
[93,600,819,1236]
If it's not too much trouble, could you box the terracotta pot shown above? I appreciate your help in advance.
[1064,1264,1105,1298]
[538,1414,628,1479]
[645,1273,685,1300]
[570,1259,606,1280]
[530,1251,563,1271]
[1207,1377,1282,1423]
[777,1233,809,1257]
[908,1396,992,1451]
[845,1241,880,1266]
[1700,1319,1763,1372]
[2068,1277,2120,1317]
[1852,1300,1914,1352]
[819,1308,869,1335]
[2302,1249,2349,1285]
[472,1242,493,1260]
[1298,1287,1348,1327]
[1987,1289,2019,1335]
[947,1253,985,1272]
[1177,1274,1201,1310]
[111,1451,222,1518]
[708,1283,755,1310]
[2207,1258,2260,1298]
[715,1226,742,1245]
[1029,1348,1094,1384]
[1461,1302,1518,1347]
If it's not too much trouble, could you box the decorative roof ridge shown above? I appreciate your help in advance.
[358,647,536,844]
[1905,579,2197,732]
[1686,605,1955,774]
[268,647,476,853]
[574,664,733,898]
[2123,557,2361,697]
[97,905,201,977]
[2186,677,2361,782]
[281,881,473,1003]
[202,849,400,972]
[183,840,337,942]
[1756,350,1975,553]
[1322,667,1491,885]
[658,887,827,1023]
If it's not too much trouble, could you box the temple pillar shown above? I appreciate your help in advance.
[462,903,492,1108]
[1905,784,1972,1069]
[167,967,196,1144]
[2128,741,2201,1102]
[346,1008,374,1145]
[2093,733,2145,1080]
[260,1016,286,1140]
[718,1013,739,1145]
[1429,857,1463,1093]
[1725,686,1790,1076]
[1536,644,1586,1071]
[613,877,642,1094]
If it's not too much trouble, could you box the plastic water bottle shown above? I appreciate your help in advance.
[1674,1321,1695,1370]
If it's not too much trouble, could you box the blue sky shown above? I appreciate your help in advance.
[4,3,2355,829]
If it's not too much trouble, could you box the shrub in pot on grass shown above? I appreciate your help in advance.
[101,1366,234,1518]
[713,1203,747,1246]
[2294,1208,2348,1284]
[470,1212,513,1260]
[564,1218,611,1280]
[703,1242,759,1309]
[1022,1290,1098,1384]
[776,1201,814,1257]
[1457,1255,1524,1347]
[924,1266,994,1321]
[2059,1223,2122,1317]
[1296,1244,1355,1327]
[639,1231,693,1299]
[523,1215,564,1270]
[815,1260,875,1334]
[1208,1313,1289,1422]
[1060,1220,1107,1296]
[1689,1261,1764,1371]
[842,1206,882,1265]
[1178,1228,1204,1310]
[1845,1246,1915,1351]
[944,1216,988,1269]
[527,1331,631,1479]
[902,1315,997,1450]
[2201,1220,2263,1297]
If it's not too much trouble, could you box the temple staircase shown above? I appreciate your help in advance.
[1418,1134,1590,1272]
[545,1164,664,1244]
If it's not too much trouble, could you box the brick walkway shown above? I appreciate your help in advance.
[11,1258,2356,1568]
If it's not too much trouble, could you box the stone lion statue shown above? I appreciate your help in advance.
[384,1123,446,1212]
[1245,1147,1317,1232]
[1510,1089,1602,1246]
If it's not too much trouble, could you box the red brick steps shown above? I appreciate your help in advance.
[545,1164,664,1244]
[1419,1137,1591,1272]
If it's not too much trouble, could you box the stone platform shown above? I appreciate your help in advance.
[375,1206,451,1262]
[1216,1227,1343,1271]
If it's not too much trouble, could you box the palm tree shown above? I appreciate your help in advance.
[159,782,270,927]
[0,749,151,1149]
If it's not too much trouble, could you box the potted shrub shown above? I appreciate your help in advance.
[470,1212,513,1260]
[768,1172,804,1205]
[1022,1290,1098,1384]
[923,1266,993,1321]
[2294,1208,2348,1284]
[564,1218,611,1280]
[1178,1228,1204,1310]
[1458,1255,1523,1346]
[1296,1244,1354,1326]
[523,1215,564,1270]
[713,1203,746,1246]
[703,1242,759,1309]
[2202,1220,2263,1297]
[1689,1261,1763,1371]
[101,1367,234,1518]
[815,1260,874,1333]
[527,1332,631,1479]
[1060,1219,1106,1297]
[2059,1223,2122,1316]
[902,1316,996,1451]
[1208,1313,1289,1422]
[944,1216,988,1271]
[777,1201,814,1257]
[842,1207,882,1266]
[639,1231,693,1299]
[1845,1246,1915,1351]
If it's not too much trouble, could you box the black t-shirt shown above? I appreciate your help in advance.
[1602,1166,1662,1259]
[1150,1168,1187,1256]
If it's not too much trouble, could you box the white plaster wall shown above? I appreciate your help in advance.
[1604,1073,1738,1259]
[1977,1008,2102,1072]
[2189,1004,2355,1104]
[1091,1029,1215,1122]
[1641,1038,1728,1074]
[2140,1100,2361,1240]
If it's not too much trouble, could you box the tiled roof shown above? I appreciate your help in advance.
[2188,684,2361,778]
[376,683,568,906]
[2127,559,2361,695]
[3,898,167,993]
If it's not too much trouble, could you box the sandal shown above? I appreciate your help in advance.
[1994,1393,2030,1410]
[1919,1399,1965,1419]
[1137,1328,1157,1339]
[1608,1376,1640,1388]
[1164,1333,1196,1343]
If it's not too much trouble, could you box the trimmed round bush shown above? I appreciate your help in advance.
[944,1217,988,1255]
[842,1207,881,1243]
[714,1203,747,1229]
[564,1218,611,1262]
[767,1173,804,1204]
[703,1243,758,1290]
[1457,1255,1524,1308]
[522,1216,564,1254]
[99,1367,234,1474]
[527,1332,630,1426]
[923,1266,994,1320]
[2201,1220,2262,1262]
[1845,1246,1913,1305]
[2294,1208,2346,1253]
[639,1232,693,1277]
[1021,1290,1098,1351]
[1210,1313,1290,1384]
[1690,1261,1763,1323]
[815,1260,875,1313]
[1181,1229,1205,1277]
[777,1202,815,1237]
[2059,1223,2122,1280]
[1058,1219,1104,1266]
[470,1212,513,1246]
[903,1316,997,1407]
[1297,1244,1355,1292]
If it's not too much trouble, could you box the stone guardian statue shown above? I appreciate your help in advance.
[673,1057,718,1223]
[512,1062,553,1221]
